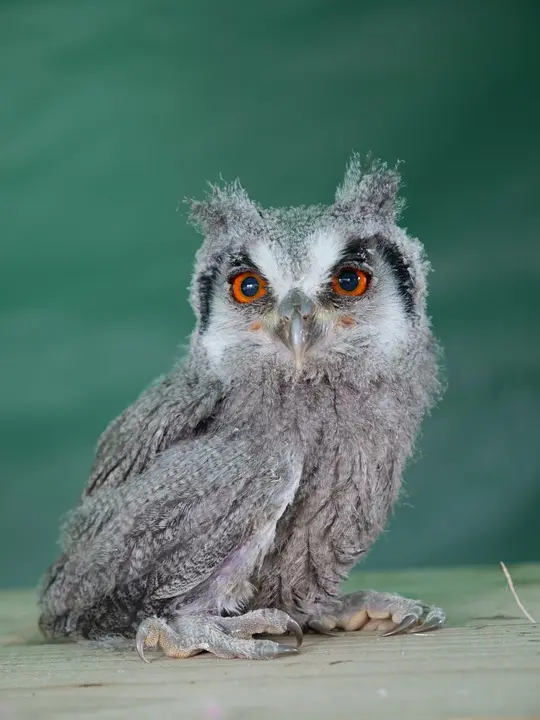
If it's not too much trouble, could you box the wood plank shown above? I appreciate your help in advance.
[1,566,539,719]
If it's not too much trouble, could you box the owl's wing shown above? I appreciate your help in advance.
[85,365,224,496]
[41,432,302,625]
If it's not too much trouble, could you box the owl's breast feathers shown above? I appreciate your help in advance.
[231,369,409,616]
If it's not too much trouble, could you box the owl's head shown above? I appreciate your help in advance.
[186,155,432,382]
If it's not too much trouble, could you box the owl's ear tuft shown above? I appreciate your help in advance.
[334,152,405,222]
[185,179,261,236]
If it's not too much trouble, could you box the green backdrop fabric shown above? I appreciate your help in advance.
[1,0,539,588]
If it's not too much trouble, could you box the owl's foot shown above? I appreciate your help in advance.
[308,590,445,636]
[136,608,303,662]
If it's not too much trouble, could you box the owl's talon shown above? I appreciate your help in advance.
[409,618,440,633]
[382,613,418,636]
[287,618,304,647]
[409,607,446,633]
[136,638,151,664]
[276,644,299,656]
[136,617,166,663]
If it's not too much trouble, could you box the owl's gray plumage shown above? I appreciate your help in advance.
[38,155,442,647]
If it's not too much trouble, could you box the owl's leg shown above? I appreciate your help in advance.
[309,590,445,636]
[136,608,303,662]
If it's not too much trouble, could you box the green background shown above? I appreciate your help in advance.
[1,0,539,589]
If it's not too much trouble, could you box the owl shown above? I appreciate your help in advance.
[38,154,445,661]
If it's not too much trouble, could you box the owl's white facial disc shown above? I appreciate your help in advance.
[248,230,345,302]
[197,227,415,376]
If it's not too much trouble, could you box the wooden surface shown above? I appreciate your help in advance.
[1,566,539,719]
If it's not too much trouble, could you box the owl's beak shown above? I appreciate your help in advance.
[276,290,315,369]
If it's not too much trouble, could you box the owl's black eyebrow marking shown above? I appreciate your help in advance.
[197,253,225,333]
[374,236,415,315]
[337,236,370,265]
[228,251,259,271]
[198,251,267,332]
[333,235,415,314]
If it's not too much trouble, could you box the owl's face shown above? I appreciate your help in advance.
[188,157,428,381]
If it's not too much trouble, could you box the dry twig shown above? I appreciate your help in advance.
[500,561,537,624]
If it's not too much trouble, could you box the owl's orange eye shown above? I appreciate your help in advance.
[331,267,370,297]
[230,271,267,303]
